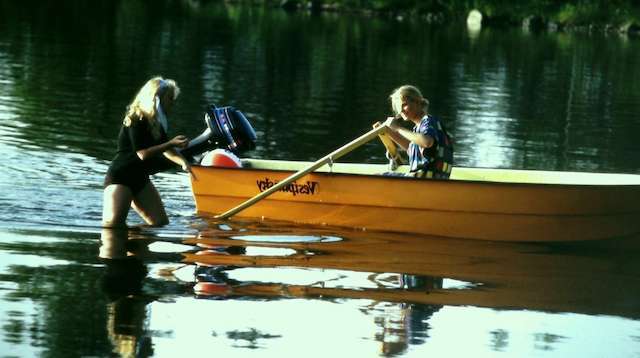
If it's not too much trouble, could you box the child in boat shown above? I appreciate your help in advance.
[102,76,193,228]
[377,85,453,179]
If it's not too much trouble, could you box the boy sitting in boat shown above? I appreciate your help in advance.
[375,85,453,179]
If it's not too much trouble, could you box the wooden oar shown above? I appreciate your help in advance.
[378,131,404,164]
[215,123,390,220]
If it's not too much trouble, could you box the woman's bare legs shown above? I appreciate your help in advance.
[131,182,169,227]
[102,184,133,228]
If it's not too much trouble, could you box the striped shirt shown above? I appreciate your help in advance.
[407,115,453,179]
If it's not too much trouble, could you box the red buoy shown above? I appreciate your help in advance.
[201,149,242,168]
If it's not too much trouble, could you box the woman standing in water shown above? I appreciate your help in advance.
[102,76,192,228]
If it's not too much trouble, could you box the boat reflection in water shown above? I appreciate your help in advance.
[180,218,638,354]
[184,218,640,319]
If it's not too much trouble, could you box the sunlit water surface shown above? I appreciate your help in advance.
[1,1,640,357]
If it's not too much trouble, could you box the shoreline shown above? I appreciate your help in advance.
[231,0,640,36]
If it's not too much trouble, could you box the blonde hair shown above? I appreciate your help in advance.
[389,85,429,116]
[123,76,180,139]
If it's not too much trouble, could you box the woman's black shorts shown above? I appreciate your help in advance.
[103,167,150,196]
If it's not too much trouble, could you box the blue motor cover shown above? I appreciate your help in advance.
[182,106,257,161]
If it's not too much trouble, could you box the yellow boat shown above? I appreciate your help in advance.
[189,158,640,242]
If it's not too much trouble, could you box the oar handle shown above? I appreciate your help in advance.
[215,123,389,220]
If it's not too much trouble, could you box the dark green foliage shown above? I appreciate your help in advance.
[274,0,640,27]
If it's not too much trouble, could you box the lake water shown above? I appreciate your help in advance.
[1,1,640,357]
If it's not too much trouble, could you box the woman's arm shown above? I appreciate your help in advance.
[163,147,192,173]
[385,130,411,151]
[392,126,434,149]
[135,135,189,161]
[382,117,434,150]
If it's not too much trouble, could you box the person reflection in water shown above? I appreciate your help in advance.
[102,76,193,228]
[370,274,443,356]
[375,85,454,179]
[99,228,154,357]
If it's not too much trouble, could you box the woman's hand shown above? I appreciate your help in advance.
[373,118,393,131]
[373,117,410,151]
[374,117,402,132]
[169,135,189,149]
[384,116,403,131]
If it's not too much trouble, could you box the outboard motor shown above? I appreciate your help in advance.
[181,105,257,163]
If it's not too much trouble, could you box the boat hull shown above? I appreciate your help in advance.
[190,161,640,242]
